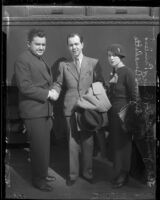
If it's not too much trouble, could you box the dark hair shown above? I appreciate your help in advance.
[67,33,83,44]
[27,29,46,43]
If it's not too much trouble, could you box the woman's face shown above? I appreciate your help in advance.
[107,51,121,67]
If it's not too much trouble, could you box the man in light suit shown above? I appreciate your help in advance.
[52,33,104,185]
[14,29,58,191]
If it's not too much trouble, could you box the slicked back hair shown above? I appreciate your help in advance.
[67,33,83,44]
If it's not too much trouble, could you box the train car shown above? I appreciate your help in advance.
[2,6,159,145]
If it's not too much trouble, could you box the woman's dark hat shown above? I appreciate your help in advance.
[107,44,126,58]
[77,109,103,132]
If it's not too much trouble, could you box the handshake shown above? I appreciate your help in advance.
[48,89,59,101]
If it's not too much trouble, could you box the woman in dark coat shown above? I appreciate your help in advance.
[107,44,137,188]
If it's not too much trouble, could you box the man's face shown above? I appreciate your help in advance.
[67,35,84,59]
[28,36,46,57]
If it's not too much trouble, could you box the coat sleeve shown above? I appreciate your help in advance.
[14,60,49,102]
[93,60,104,83]
[126,68,138,101]
[52,62,64,95]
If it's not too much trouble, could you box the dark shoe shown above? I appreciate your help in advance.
[81,175,93,184]
[112,172,129,188]
[66,178,76,186]
[33,180,54,192]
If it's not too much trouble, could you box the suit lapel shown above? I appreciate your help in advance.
[41,56,51,75]
[66,61,79,81]
[39,58,52,82]
[80,56,90,78]
[28,50,52,82]
[66,56,90,81]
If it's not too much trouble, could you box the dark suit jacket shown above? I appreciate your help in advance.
[53,56,104,116]
[14,50,54,119]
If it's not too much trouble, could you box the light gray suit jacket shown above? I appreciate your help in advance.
[53,56,104,116]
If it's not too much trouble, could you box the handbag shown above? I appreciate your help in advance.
[118,103,130,132]
[118,103,130,123]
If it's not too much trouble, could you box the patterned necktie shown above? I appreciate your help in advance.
[75,58,81,74]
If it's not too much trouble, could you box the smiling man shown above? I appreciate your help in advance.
[14,29,57,191]
[52,33,104,186]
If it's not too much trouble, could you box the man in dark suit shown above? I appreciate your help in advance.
[52,33,104,185]
[14,29,58,191]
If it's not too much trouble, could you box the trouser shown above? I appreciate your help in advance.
[24,117,52,183]
[65,116,94,180]
[95,128,108,157]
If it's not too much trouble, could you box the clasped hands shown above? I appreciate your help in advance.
[48,89,59,101]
